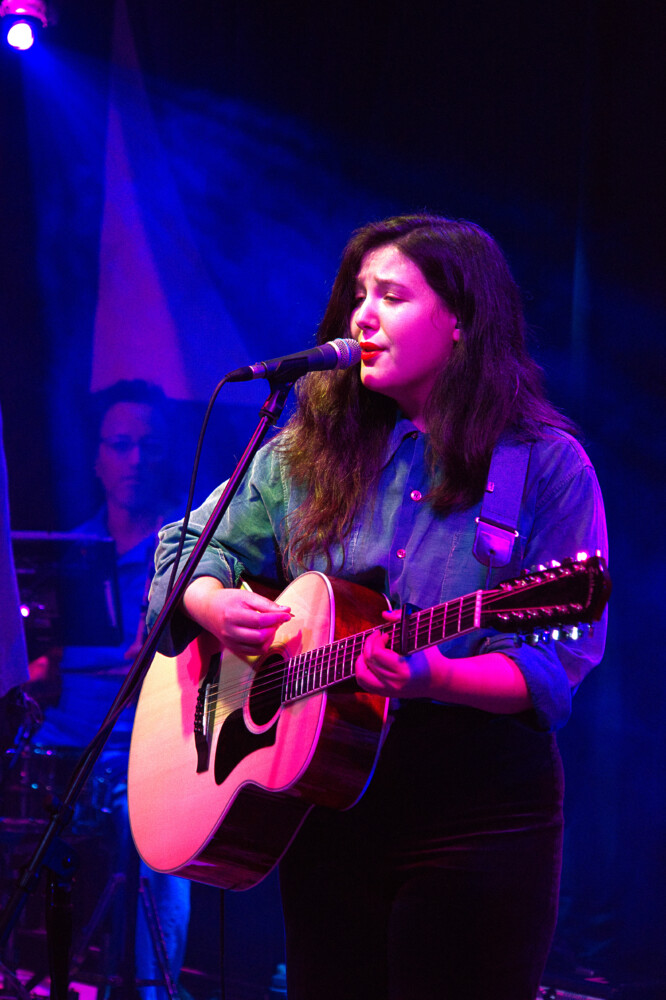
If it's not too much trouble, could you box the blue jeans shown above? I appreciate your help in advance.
[100,753,192,998]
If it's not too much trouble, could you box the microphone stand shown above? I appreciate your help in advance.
[0,377,296,999]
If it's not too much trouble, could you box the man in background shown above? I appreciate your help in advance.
[33,380,190,999]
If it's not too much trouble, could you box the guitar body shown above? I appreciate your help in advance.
[128,572,390,890]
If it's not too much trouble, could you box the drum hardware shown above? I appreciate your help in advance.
[17,865,177,1000]
[2,746,115,837]
[1,745,176,999]
[71,867,178,999]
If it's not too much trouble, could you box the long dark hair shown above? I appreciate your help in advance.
[279,214,575,569]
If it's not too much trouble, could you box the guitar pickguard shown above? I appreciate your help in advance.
[214,708,278,785]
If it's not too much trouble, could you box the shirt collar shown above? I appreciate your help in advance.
[384,415,423,463]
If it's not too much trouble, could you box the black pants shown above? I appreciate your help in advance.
[279,702,564,1000]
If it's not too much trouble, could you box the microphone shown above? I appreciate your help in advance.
[226,338,362,383]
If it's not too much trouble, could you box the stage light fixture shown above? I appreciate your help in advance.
[1,0,49,51]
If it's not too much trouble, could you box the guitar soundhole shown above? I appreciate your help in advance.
[247,653,285,727]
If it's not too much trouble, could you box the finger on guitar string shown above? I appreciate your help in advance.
[355,629,404,694]
[356,627,438,699]
[182,576,292,659]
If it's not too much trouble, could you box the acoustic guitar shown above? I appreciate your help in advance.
[128,554,610,890]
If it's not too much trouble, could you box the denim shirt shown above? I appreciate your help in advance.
[148,419,608,731]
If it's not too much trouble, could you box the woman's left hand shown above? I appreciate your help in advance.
[355,609,534,713]
[355,610,439,699]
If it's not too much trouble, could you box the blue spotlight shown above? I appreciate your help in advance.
[1,1,48,51]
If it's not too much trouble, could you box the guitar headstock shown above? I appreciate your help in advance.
[481,553,611,635]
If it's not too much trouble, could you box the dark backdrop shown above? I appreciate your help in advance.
[1,1,664,996]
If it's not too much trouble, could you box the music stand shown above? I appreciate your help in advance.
[11,531,122,649]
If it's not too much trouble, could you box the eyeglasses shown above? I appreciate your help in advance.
[100,437,165,459]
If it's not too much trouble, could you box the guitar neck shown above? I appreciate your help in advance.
[281,554,610,704]
[283,590,482,703]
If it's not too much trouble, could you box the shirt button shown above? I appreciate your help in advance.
[410,490,422,502]
[396,548,406,559]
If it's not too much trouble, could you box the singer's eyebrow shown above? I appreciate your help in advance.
[354,276,412,293]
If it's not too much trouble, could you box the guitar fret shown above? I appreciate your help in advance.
[285,655,293,700]
[459,595,472,633]
[322,646,330,686]
[434,606,447,643]
[334,643,342,682]
[297,652,305,696]
[341,635,356,680]
[291,652,300,698]
[416,611,435,646]
[286,654,295,700]
[283,658,290,700]
[347,636,357,679]
[299,651,309,695]
[333,639,343,682]
[336,641,344,684]
[459,594,478,633]
[427,607,442,646]
[311,647,321,691]
[304,650,312,693]
[444,599,459,640]
[415,611,430,649]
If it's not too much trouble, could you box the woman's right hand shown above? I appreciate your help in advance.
[182,576,292,660]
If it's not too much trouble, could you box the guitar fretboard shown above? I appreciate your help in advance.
[283,590,483,703]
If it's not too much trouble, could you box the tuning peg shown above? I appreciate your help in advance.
[516,631,547,646]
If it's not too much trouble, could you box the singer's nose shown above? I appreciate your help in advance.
[352,297,378,335]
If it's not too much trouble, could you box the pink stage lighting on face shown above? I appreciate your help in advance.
[1,0,49,50]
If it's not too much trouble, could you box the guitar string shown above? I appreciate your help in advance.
[201,576,576,708]
[197,586,561,711]
[202,622,393,713]
[199,581,582,715]
[201,591,482,707]
[146,573,585,715]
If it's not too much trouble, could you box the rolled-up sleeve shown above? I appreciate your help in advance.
[147,439,289,656]
[483,444,608,730]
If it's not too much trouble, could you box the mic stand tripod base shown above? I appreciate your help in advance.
[1,836,79,1000]
[0,961,31,1000]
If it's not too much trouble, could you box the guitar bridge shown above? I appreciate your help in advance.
[194,651,221,773]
